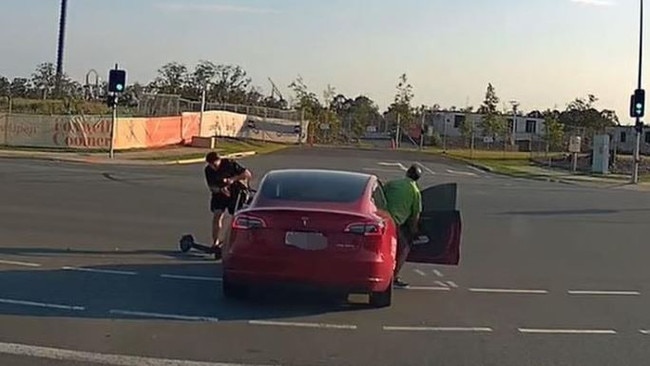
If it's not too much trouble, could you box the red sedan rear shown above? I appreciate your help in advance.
[221,169,462,307]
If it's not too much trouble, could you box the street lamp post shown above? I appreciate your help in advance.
[632,0,644,184]
[55,0,68,96]
[510,100,520,147]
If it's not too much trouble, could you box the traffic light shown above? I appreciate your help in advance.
[108,69,127,93]
[630,89,645,118]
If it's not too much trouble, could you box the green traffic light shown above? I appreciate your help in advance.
[116,84,124,91]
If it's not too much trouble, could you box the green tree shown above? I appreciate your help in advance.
[543,110,565,151]
[387,73,414,122]
[210,64,252,104]
[288,75,320,115]
[288,76,349,143]
[347,96,382,137]
[384,73,415,141]
[31,62,58,99]
[186,60,218,99]
[10,78,31,98]
[150,62,189,96]
[478,83,506,142]
[0,76,10,97]
[559,94,618,134]
[459,106,476,147]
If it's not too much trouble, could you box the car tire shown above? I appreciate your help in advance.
[222,274,249,300]
[369,279,393,308]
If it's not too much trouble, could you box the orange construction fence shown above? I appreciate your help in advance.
[0,111,306,150]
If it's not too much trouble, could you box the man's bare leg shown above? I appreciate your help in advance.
[394,243,411,277]
[393,226,412,287]
[212,210,225,247]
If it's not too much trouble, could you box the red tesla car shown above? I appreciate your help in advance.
[221,169,461,307]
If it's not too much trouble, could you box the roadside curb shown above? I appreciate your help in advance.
[440,154,494,173]
[442,154,592,186]
[0,150,258,166]
[161,151,258,165]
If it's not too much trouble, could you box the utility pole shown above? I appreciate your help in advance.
[199,85,207,136]
[510,100,520,147]
[443,117,448,152]
[396,113,401,149]
[419,111,425,150]
[632,0,645,184]
[55,0,68,96]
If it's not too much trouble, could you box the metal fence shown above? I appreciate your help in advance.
[135,93,302,120]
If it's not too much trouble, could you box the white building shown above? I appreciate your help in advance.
[607,125,650,155]
[425,111,547,142]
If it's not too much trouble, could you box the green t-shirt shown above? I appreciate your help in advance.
[383,177,422,226]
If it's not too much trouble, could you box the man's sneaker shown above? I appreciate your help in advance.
[394,278,409,288]
[212,245,222,261]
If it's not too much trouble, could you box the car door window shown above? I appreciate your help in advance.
[372,182,388,211]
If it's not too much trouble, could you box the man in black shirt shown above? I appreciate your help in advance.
[204,152,252,254]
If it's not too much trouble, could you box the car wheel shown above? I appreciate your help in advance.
[369,279,393,308]
[222,274,249,300]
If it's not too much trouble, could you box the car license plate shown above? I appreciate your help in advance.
[285,231,328,251]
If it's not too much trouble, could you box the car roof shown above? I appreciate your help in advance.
[263,169,374,185]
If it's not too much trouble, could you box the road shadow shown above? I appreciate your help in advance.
[0,262,368,323]
[0,247,211,262]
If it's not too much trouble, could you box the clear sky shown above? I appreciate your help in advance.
[0,0,644,123]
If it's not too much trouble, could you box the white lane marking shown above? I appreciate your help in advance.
[413,269,427,277]
[447,281,459,288]
[433,269,444,277]
[568,290,641,296]
[435,280,449,288]
[383,326,493,333]
[378,162,407,171]
[0,259,41,267]
[0,298,85,311]
[469,288,549,294]
[446,169,478,177]
[0,341,272,366]
[248,320,357,330]
[416,162,437,175]
[468,166,486,174]
[109,309,219,323]
[405,286,451,291]
[518,328,617,335]
[160,274,223,282]
[62,266,137,276]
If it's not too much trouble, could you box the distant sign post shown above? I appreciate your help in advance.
[569,136,582,173]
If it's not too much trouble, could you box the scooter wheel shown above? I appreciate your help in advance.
[179,235,194,253]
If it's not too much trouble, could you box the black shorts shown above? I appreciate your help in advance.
[210,183,248,215]
[210,195,236,215]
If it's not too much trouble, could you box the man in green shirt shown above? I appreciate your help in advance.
[383,164,423,288]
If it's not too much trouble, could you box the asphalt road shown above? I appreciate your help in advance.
[1,146,650,366]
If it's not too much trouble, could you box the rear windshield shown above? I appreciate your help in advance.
[259,172,368,203]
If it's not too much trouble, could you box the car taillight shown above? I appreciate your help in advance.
[344,221,385,236]
[232,215,266,230]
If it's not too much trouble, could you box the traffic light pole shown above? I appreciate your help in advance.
[633,0,644,184]
[109,92,117,159]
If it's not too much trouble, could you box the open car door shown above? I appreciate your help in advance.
[407,183,462,266]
